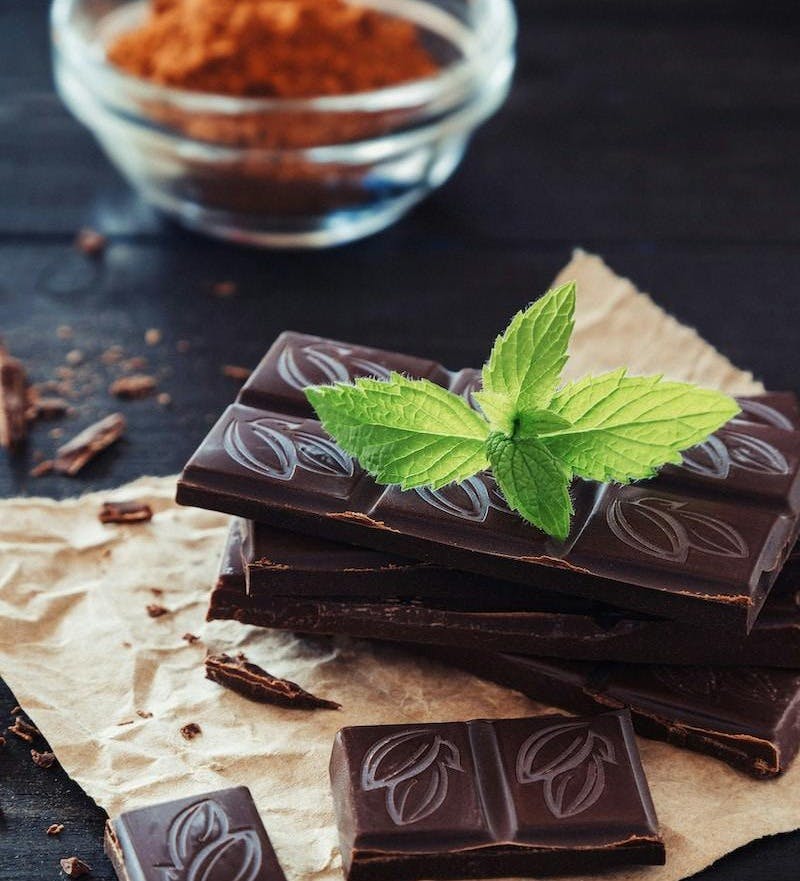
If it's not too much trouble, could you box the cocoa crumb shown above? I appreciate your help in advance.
[146,603,170,618]
[27,394,70,422]
[30,459,55,477]
[8,717,39,742]
[31,749,56,768]
[109,374,157,399]
[121,356,149,373]
[144,328,162,346]
[55,366,75,381]
[0,735,5,747]
[56,325,74,340]
[10,706,21,715]
[49,427,64,440]
[150,587,164,597]
[122,641,132,649]
[157,392,172,407]
[65,349,84,367]
[53,413,126,476]
[75,226,107,256]
[100,345,124,365]
[212,281,237,298]
[182,632,200,645]
[222,364,252,382]
[99,500,153,524]
[47,823,65,836]
[180,722,202,740]
[136,710,153,719]
[60,856,91,877]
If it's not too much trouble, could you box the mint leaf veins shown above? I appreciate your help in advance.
[305,283,741,540]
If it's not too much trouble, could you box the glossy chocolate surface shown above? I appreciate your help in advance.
[177,332,800,630]
[330,709,663,881]
[420,648,800,778]
[104,786,285,881]
[210,521,800,666]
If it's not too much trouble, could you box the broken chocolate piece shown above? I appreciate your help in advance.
[205,652,341,710]
[180,722,202,740]
[53,413,126,475]
[31,749,56,768]
[8,716,38,742]
[109,374,157,399]
[60,856,91,877]
[0,343,28,448]
[99,500,153,524]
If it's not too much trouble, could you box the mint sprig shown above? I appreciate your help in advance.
[305,283,741,540]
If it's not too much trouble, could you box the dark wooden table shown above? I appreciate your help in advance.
[1,1,799,878]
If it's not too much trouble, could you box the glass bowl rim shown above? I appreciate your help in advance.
[50,0,518,116]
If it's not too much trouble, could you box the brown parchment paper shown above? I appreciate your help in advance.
[1,251,795,881]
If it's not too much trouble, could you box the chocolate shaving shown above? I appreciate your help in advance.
[0,343,29,449]
[53,413,126,475]
[10,705,21,715]
[146,603,170,618]
[205,653,341,710]
[60,856,91,877]
[31,749,56,768]
[222,364,252,382]
[47,823,65,836]
[180,722,202,740]
[99,500,153,524]
[8,716,39,742]
[109,374,157,399]
[30,459,55,477]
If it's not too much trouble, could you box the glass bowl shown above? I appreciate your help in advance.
[51,0,517,248]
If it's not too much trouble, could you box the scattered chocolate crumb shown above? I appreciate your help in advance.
[30,459,55,477]
[65,349,84,367]
[47,823,65,836]
[8,716,39,742]
[109,374,157,399]
[31,749,56,768]
[144,328,162,346]
[100,345,124,365]
[0,735,6,747]
[212,281,237,298]
[0,343,29,449]
[53,413,126,476]
[60,856,91,877]
[117,719,134,726]
[55,366,75,381]
[176,339,191,353]
[150,587,164,596]
[122,641,132,649]
[10,705,21,715]
[136,710,153,719]
[182,632,200,645]
[156,392,172,407]
[26,394,70,422]
[121,356,148,373]
[99,500,153,524]
[49,427,64,440]
[146,603,170,618]
[222,364,252,382]
[56,325,74,340]
[75,226,107,256]
[205,653,341,710]
[180,722,202,740]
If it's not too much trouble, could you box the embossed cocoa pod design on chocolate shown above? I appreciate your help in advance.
[361,730,463,826]
[606,495,748,563]
[223,417,353,481]
[415,474,509,522]
[162,799,263,881]
[732,399,794,431]
[681,435,731,479]
[516,722,617,819]
[719,430,789,475]
[277,342,392,391]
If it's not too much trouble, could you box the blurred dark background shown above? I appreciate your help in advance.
[1,1,799,878]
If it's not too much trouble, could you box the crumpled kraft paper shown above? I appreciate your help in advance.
[2,251,795,881]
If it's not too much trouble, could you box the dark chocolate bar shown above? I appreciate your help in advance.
[418,646,800,778]
[104,786,286,881]
[210,520,800,666]
[177,332,800,630]
[330,709,664,881]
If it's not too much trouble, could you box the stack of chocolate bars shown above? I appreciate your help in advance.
[178,331,800,781]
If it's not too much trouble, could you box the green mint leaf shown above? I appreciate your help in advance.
[472,389,516,434]
[305,373,489,491]
[515,409,573,438]
[480,281,576,423]
[487,432,573,540]
[540,369,741,482]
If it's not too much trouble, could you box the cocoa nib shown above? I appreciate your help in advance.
[221,364,252,382]
[47,823,65,836]
[31,749,56,768]
[109,374,157,399]
[60,856,91,877]
[0,343,29,449]
[8,716,39,742]
[146,603,170,619]
[53,413,126,475]
[205,653,341,711]
[180,722,202,740]
[99,500,153,524]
